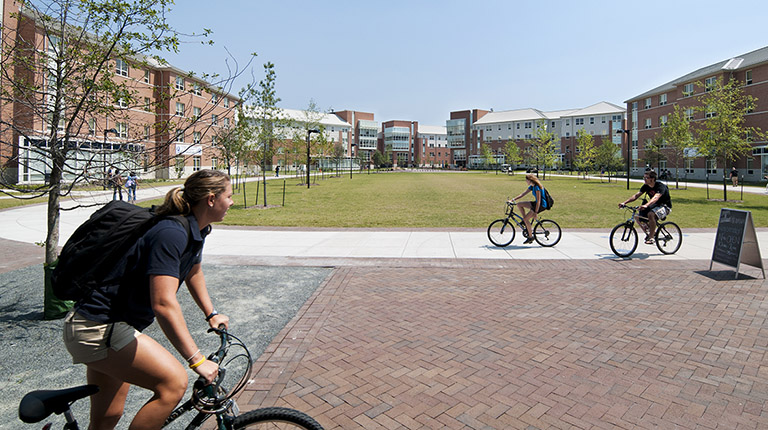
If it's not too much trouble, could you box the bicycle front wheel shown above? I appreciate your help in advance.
[533,219,561,247]
[609,222,638,258]
[233,407,324,429]
[655,222,682,254]
[487,219,515,247]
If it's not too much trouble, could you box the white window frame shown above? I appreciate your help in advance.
[175,102,185,117]
[116,59,129,77]
[175,76,185,91]
[659,94,667,106]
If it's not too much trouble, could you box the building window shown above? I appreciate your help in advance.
[143,70,150,84]
[575,118,584,126]
[589,117,594,125]
[192,83,202,96]
[88,118,96,136]
[659,94,667,106]
[746,70,753,85]
[144,97,151,111]
[116,122,128,138]
[660,115,667,126]
[524,122,532,129]
[193,131,201,144]
[175,102,185,116]
[211,157,218,170]
[211,93,218,103]
[175,129,184,142]
[193,107,201,119]
[144,125,151,140]
[224,98,230,108]
[612,115,622,122]
[601,116,606,123]
[644,98,652,109]
[705,76,717,92]
[223,117,230,127]
[705,106,716,118]
[175,76,185,91]
[117,97,128,108]
[683,83,694,97]
[685,108,694,120]
[645,118,652,129]
[211,114,218,125]
[706,159,717,174]
[116,59,129,77]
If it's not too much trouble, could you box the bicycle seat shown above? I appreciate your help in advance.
[19,384,99,423]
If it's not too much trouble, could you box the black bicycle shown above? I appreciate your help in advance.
[19,327,324,430]
[487,201,561,247]
[610,205,682,258]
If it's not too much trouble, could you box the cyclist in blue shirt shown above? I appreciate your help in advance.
[509,173,548,244]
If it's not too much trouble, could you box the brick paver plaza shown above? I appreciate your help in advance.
[236,259,768,429]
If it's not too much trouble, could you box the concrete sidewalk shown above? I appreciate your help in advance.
[1,180,767,262]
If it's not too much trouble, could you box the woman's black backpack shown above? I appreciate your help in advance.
[51,201,189,301]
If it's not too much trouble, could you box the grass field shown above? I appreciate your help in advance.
[211,171,767,229]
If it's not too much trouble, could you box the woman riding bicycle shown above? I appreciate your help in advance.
[62,169,233,429]
[508,173,549,244]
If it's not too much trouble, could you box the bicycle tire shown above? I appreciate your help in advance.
[533,219,561,247]
[233,407,324,429]
[655,222,682,255]
[609,222,638,258]
[487,219,515,247]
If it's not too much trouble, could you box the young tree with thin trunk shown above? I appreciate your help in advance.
[694,77,762,201]
[573,128,596,178]
[503,139,521,174]
[660,104,693,189]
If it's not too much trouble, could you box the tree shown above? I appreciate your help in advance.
[503,140,521,174]
[642,136,665,173]
[594,139,622,181]
[481,143,495,171]
[243,62,283,206]
[331,141,344,176]
[660,104,694,188]
[372,149,385,170]
[0,0,249,302]
[694,76,763,200]
[573,128,596,178]
[525,120,557,179]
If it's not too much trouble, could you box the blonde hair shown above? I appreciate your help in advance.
[156,169,230,216]
[525,173,542,188]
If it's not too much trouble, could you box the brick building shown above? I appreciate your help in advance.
[625,45,768,181]
[448,102,625,169]
[0,1,238,184]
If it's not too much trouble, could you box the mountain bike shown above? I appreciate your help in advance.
[487,201,561,247]
[19,327,324,430]
[610,205,682,258]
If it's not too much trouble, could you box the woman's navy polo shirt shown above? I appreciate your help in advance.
[75,214,210,331]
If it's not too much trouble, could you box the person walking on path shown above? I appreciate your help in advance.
[509,173,549,244]
[125,171,139,203]
[111,168,124,201]
[62,169,233,429]
[730,167,739,187]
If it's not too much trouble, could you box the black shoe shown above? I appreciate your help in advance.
[523,237,535,244]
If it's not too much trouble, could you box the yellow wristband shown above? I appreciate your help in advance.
[189,357,206,369]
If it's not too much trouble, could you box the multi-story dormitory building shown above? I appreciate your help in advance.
[447,102,626,169]
[0,1,238,184]
[625,45,768,181]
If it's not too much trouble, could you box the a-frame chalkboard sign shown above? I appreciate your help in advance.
[710,209,765,279]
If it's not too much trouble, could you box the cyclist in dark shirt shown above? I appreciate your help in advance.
[63,169,233,429]
[619,170,672,244]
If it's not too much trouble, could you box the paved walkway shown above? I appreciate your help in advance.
[3,179,768,429]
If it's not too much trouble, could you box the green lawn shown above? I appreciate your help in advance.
[208,172,767,229]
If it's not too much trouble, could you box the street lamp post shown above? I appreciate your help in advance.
[306,129,319,189]
[616,128,631,190]
[103,128,118,190]
[349,143,357,179]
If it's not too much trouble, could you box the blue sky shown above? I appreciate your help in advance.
[165,0,768,125]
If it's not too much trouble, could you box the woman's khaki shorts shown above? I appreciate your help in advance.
[63,310,141,364]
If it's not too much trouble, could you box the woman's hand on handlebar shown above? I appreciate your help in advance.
[209,313,229,330]
[618,203,626,209]
[194,358,219,385]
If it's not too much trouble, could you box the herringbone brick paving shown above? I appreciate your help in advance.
[237,259,768,429]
